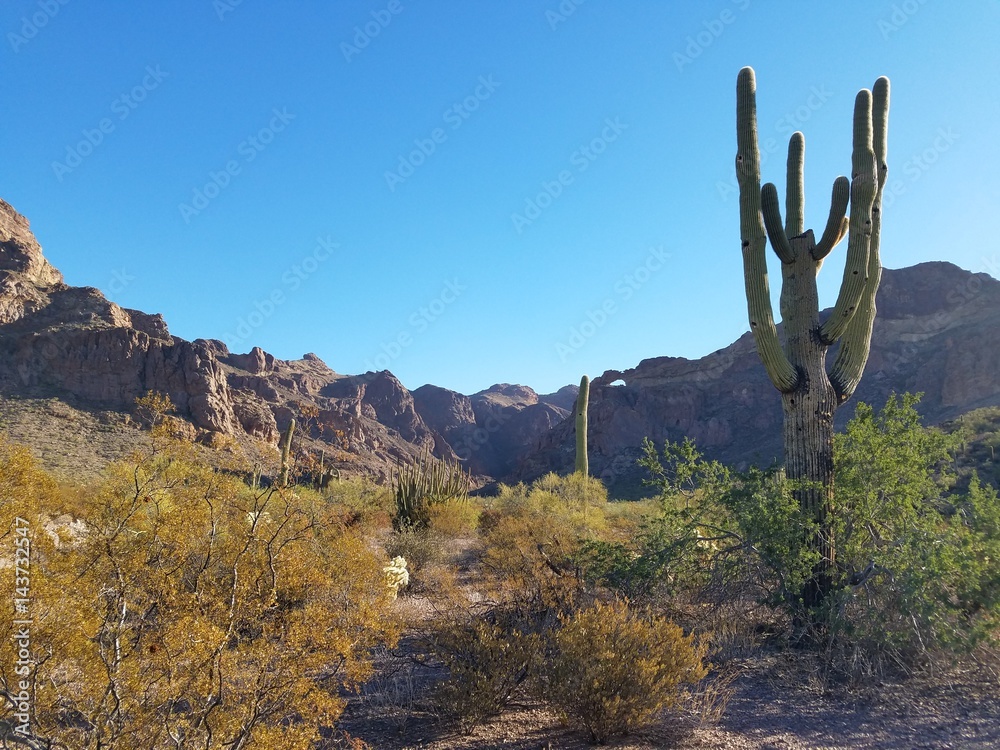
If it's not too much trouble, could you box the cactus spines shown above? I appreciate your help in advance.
[278,418,295,488]
[575,375,589,477]
[736,67,889,608]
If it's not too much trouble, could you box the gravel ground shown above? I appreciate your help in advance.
[339,635,1000,749]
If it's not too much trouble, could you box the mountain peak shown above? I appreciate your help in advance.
[876,262,1000,319]
[0,199,63,287]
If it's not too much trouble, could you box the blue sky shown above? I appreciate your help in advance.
[2,1,998,395]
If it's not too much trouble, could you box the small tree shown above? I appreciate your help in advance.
[828,395,1000,674]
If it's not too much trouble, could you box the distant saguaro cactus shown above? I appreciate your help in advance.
[575,375,590,477]
[736,67,889,607]
[278,418,296,488]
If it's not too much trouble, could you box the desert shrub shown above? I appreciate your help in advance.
[429,608,543,733]
[324,476,394,528]
[538,599,708,744]
[717,465,818,610]
[0,435,401,749]
[636,395,1000,677]
[385,498,479,593]
[425,473,614,733]
[384,526,444,585]
[360,645,420,733]
[528,471,608,516]
[428,496,480,538]
[477,475,610,603]
[478,508,584,615]
[821,395,1000,676]
[595,439,763,610]
[573,534,678,602]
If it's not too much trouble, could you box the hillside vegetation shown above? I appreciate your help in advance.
[1,392,998,748]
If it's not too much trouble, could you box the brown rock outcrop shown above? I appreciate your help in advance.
[412,382,575,477]
[0,200,459,481]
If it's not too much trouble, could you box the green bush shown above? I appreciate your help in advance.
[635,396,1000,677]
[824,394,1000,675]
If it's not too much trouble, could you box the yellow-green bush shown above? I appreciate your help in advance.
[322,475,394,529]
[540,599,708,744]
[428,497,480,538]
[476,473,613,609]
[0,435,401,749]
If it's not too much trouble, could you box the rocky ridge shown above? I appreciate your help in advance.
[0,199,568,482]
[515,261,1000,495]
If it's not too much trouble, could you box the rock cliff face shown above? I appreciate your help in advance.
[411,383,574,477]
[0,200,560,482]
[0,198,64,325]
[515,261,1000,496]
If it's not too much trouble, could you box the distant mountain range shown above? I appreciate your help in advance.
[2,198,999,492]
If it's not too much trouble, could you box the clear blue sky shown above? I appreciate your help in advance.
[2,1,998,395]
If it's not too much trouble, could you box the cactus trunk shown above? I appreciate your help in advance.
[575,375,589,477]
[278,418,295,488]
[736,67,889,610]
[780,235,838,606]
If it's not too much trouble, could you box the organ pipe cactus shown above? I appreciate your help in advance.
[575,375,590,477]
[393,451,470,531]
[736,67,889,607]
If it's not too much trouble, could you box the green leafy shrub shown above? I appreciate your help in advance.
[635,397,1000,677]
[718,465,818,611]
[539,599,708,744]
[824,394,1000,675]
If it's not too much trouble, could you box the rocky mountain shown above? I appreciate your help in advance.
[515,261,1000,496]
[3,197,999,493]
[0,199,568,482]
[412,383,575,478]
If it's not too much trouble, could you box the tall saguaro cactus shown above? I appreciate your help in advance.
[736,67,889,607]
[278,418,296,488]
[575,375,590,477]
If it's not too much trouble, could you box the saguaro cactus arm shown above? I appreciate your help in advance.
[829,77,890,401]
[784,131,805,238]
[736,67,798,393]
[761,182,794,263]
[813,176,851,260]
[819,90,879,344]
